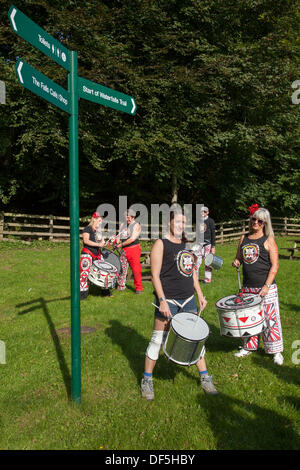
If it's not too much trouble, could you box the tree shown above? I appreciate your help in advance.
[0,0,299,218]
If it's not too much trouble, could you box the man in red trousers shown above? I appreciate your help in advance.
[116,209,143,294]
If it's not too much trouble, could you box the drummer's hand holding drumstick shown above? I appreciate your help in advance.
[198,296,207,315]
[232,258,240,268]
[159,299,172,318]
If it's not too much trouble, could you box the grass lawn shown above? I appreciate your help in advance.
[0,237,299,450]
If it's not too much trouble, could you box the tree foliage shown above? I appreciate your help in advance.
[0,0,299,219]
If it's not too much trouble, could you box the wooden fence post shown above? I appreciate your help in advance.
[0,212,4,240]
[49,215,54,241]
[284,217,287,236]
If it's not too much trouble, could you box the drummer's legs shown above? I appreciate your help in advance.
[144,317,169,374]
[80,253,92,300]
[204,244,212,283]
[141,317,169,400]
[195,356,207,373]
[195,356,218,395]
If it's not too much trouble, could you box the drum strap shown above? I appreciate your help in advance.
[82,247,100,260]
[166,295,194,312]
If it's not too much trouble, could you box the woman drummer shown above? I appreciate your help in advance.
[232,205,284,364]
[80,211,106,300]
[141,210,218,401]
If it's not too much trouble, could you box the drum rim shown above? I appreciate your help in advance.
[170,312,210,342]
[216,293,262,310]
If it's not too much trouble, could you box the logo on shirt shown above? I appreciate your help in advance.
[242,244,260,264]
[176,250,195,277]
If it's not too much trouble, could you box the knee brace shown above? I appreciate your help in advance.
[146,330,165,361]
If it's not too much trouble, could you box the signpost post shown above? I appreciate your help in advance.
[8,4,137,404]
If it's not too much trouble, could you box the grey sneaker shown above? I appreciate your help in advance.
[141,377,154,401]
[201,375,218,395]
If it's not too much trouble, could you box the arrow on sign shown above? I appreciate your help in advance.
[78,76,137,115]
[17,60,24,83]
[8,5,71,72]
[15,59,71,114]
[131,98,136,114]
[10,7,18,31]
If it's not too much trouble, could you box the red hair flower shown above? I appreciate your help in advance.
[92,211,100,218]
[248,203,260,216]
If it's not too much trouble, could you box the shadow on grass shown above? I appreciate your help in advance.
[199,391,300,450]
[280,301,300,313]
[105,319,199,385]
[252,354,300,388]
[204,321,239,354]
[16,297,72,400]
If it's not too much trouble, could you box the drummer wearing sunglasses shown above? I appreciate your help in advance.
[232,205,284,364]
[141,210,218,401]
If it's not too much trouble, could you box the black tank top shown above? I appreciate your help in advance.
[121,221,140,248]
[160,239,194,299]
[83,225,99,256]
[241,234,275,288]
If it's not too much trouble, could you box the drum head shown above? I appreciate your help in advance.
[93,259,118,273]
[100,248,122,274]
[216,293,262,310]
[171,312,209,341]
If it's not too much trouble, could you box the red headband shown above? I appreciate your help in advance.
[248,203,260,216]
[92,212,100,218]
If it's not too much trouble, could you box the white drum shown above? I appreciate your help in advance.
[88,260,118,288]
[216,293,265,338]
[163,312,210,366]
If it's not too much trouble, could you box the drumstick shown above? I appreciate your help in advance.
[151,303,185,325]
[236,268,243,297]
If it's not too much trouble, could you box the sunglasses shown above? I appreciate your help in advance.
[251,217,264,225]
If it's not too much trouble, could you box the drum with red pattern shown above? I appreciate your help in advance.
[216,293,266,338]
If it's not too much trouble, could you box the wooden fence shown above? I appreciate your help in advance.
[0,212,299,244]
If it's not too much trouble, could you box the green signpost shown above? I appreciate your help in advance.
[8,4,137,404]
[15,59,71,113]
[9,5,71,71]
[78,76,137,115]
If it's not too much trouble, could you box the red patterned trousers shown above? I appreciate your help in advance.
[242,285,284,354]
[80,248,100,293]
[117,244,143,292]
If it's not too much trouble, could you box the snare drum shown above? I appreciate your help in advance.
[216,294,265,338]
[88,260,118,288]
[163,312,210,366]
[204,253,223,270]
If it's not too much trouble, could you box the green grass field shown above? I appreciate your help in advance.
[0,237,299,450]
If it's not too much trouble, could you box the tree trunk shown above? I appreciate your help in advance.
[171,172,178,204]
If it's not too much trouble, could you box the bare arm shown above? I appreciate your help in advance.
[83,232,104,248]
[260,236,279,297]
[232,235,245,268]
[193,270,207,313]
[151,239,172,318]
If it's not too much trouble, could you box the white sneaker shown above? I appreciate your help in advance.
[273,352,284,365]
[234,347,252,358]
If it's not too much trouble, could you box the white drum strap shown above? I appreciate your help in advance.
[166,295,194,311]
